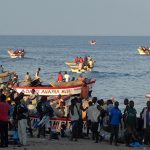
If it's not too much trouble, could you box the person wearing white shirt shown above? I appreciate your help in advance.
[63,71,70,82]
[90,97,101,143]
[35,68,41,80]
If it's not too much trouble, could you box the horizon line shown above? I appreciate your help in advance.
[0,34,150,37]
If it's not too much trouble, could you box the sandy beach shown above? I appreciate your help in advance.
[4,136,147,150]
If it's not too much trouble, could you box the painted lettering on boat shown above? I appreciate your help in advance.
[40,89,72,94]
[40,89,60,94]
[22,89,31,94]
[19,88,74,95]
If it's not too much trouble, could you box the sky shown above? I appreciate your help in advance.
[0,0,150,36]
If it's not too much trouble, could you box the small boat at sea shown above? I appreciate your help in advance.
[137,47,150,55]
[66,56,95,73]
[13,78,96,96]
[8,49,25,58]
[89,40,96,45]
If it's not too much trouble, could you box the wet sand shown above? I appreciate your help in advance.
[5,137,146,150]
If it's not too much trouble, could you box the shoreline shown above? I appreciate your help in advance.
[5,136,146,150]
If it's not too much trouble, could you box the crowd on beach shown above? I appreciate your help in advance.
[0,66,150,148]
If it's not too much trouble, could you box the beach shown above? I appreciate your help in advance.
[4,136,147,150]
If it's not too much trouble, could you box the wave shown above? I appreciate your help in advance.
[87,71,131,79]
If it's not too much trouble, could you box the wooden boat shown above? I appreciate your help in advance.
[13,78,96,96]
[0,71,16,84]
[8,49,25,58]
[137,47,150,55]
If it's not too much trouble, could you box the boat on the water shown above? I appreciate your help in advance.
[66,56,95,73]
[137,47,150,55]
[13,78,96,96]
[8,49,25,58]
[89,40,96,45]
[0,71,16,84]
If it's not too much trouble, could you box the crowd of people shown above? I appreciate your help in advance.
[0,80,150,148]
[0,65,150,148]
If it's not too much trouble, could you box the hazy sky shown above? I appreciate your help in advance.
[0,0,150,36]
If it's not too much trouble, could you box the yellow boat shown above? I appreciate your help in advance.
[137,47,150,55]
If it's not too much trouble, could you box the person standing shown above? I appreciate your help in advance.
[86,101,93,137]
[123,98,129,129]
[13,96,28,146]
[12,72,19,86]
[90,97,101,143]
[24,72,32,82]
[80,81,89,100]
[0,65,4,73]
[57,72,63,82]
[142,101,150,145]
[0,94,10,147]
[109,101,122,146]
[36,96,54,138]
[35,68,41,80]
[28,89,39,105]
[63,71,70,82]
[124,100,137,146]
[69,98,80,141]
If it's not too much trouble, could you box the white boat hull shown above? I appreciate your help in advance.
[145,93,150,99]
[70,68,92,73]
[65,61,77,66]
[13,79,96,96]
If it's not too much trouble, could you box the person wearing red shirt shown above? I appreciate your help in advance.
[57,72,63,82]
[75,56,79,63]
[80,81,89,100]
[79,57,84,63]
[0,94,10,147]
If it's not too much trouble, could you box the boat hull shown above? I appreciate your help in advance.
[0,71,15,83]
[13,79,96,96]
[70,68,93,73]
[145,93,150,99]
[65,61,77,66]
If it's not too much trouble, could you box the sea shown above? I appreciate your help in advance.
[0,35,150,114]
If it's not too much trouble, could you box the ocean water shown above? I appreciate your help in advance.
[0,35,150,113]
